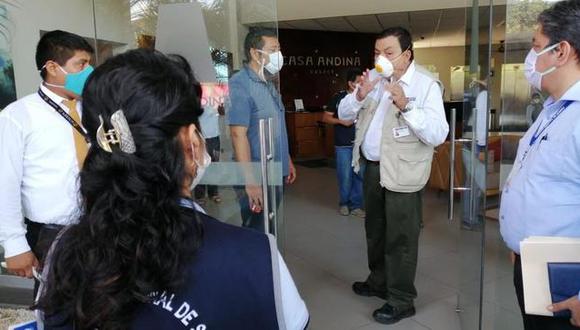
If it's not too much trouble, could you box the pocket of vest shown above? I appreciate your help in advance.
[394,134,420,144]
[396,152,431,186]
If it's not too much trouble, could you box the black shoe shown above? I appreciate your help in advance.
[372,303,416,324]
[352,281,386,299]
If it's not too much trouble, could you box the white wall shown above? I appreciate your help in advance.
[415,45,504,110]
[6,0,131,98]
[414,46,466,102]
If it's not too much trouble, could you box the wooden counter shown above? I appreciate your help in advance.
[285,112,325,159]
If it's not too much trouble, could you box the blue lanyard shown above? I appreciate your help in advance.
[179,198,196,210]
[529,100,573,146]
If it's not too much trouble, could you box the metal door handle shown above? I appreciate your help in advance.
[448,108,457,221]
[448,108,478,222]
[469,108,478,221]
[267,118,274,161]
[259,119,270,234]
[267,118,277,237]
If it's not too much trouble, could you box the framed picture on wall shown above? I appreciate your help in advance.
[0,4,17,110]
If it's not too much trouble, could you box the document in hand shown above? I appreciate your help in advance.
[520,236,580,317]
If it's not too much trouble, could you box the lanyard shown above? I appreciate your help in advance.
[38,88,89,143]
[518,100,574,169]
[529,100,573,146]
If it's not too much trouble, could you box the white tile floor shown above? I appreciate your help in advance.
[282,165,523,330]
[0,164,524,330]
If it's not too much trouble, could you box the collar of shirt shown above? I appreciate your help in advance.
[243,65,269,84]
[39,83,68,106]
[396,60,416,87]
[542,79,580,117]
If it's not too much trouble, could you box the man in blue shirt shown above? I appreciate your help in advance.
[228,28,296,232]
[499,1,580,329]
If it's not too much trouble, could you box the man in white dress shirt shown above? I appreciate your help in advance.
[339,27,448,324]
[0,30,93,283]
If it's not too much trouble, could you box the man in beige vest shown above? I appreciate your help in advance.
[339,26,448,325]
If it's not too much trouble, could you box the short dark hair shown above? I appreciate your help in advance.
[376,26,414,61]
[36,30,94,79]
[346,68,363,83]
[243,27,277,63]
[538,0,580,63]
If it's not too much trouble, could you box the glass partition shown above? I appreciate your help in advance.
[481,1,557,329]
[1,0,284,308]
[93,0,285,248]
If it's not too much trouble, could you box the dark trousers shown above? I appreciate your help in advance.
[194,136,220,199]
[235,184,283,234]
[513,254,576,330]
[24,219,64,295]
[363,161,421,309]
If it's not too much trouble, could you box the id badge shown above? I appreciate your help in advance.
[393,125,410,138]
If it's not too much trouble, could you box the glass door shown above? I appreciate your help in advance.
[1,0,283,308]
[93,0,285,248]
[452,1,551,329]
[480,1,557,329]
[448,1,493,329]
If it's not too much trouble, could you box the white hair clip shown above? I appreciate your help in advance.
[96,110,136,154]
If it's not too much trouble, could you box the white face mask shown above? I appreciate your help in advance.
[257,50,284,75]
[190,141,212,189]
[374,50,406,78]
[524,43,559,90]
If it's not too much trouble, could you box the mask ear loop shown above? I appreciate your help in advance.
[189,126,200,181]
[259,58,267,81]
[40,62,67,88]
[190,127,207,172]
[390,47,412,83]
[255,49,269,81]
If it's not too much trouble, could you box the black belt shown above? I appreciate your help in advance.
[24,218,65,231]
[364,157,380,165]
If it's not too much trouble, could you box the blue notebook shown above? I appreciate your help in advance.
[547,262,580,318]
[8,320,37,330]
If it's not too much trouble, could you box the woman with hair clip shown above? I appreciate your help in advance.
[34,48,309,330]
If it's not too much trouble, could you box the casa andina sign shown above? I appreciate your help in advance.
[285,55,362,67]
[284,54,363,75]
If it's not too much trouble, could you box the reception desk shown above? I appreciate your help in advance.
[285,111,325,159]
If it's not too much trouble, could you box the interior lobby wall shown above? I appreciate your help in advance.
[414,46,466,102]
[278,28,375,110]
[279,27,506,112]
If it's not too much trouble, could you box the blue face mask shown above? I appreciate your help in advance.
[57,65,94,95]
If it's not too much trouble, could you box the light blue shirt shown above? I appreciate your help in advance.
[227,66,290,177]
[500,80,580,254]
[199,105,220,139]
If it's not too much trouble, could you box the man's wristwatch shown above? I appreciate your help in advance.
[400,101,414,113]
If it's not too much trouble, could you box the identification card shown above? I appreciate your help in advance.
[393,125,410,138]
